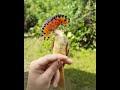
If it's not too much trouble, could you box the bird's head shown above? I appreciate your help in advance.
[54,29,64,37]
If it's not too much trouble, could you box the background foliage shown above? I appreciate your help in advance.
[24,0,96,50]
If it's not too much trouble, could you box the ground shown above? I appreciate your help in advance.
[24,37,96,90]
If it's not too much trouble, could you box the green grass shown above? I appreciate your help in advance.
[24,37,96,90]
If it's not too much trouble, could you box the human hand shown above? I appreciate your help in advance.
[26,54,73,90]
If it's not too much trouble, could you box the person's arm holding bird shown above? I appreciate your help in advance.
[26,54,73,90]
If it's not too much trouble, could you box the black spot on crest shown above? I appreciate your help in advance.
[53,17,56,19]
[44,37,45,40]
[45,22,48,26]
[51,17,54,21]
[68,18,70,23]
[47,37,49,40]
[55,16,57,19]
[61,15,64,17]
[58,15,60,18]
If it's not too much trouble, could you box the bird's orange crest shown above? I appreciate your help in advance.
[41,14,70,40]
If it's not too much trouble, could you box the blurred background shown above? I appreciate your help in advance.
[24,0,96,90]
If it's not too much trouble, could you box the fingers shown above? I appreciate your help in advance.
[34,54,73,66]
[52,70,60,87]
[41,60,63,82]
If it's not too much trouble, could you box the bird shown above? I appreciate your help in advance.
[52,29,69,90]
[41,14,70,90]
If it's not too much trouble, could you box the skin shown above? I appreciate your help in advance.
[26,54,73,90]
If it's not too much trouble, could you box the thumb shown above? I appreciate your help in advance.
[42,60,63,82]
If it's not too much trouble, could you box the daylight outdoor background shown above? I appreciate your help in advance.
[24,0,96,90]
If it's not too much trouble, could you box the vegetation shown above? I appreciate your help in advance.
[24,0,96,50]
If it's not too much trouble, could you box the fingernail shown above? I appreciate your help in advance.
[53,83,58,87]
[68,58,73,63]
